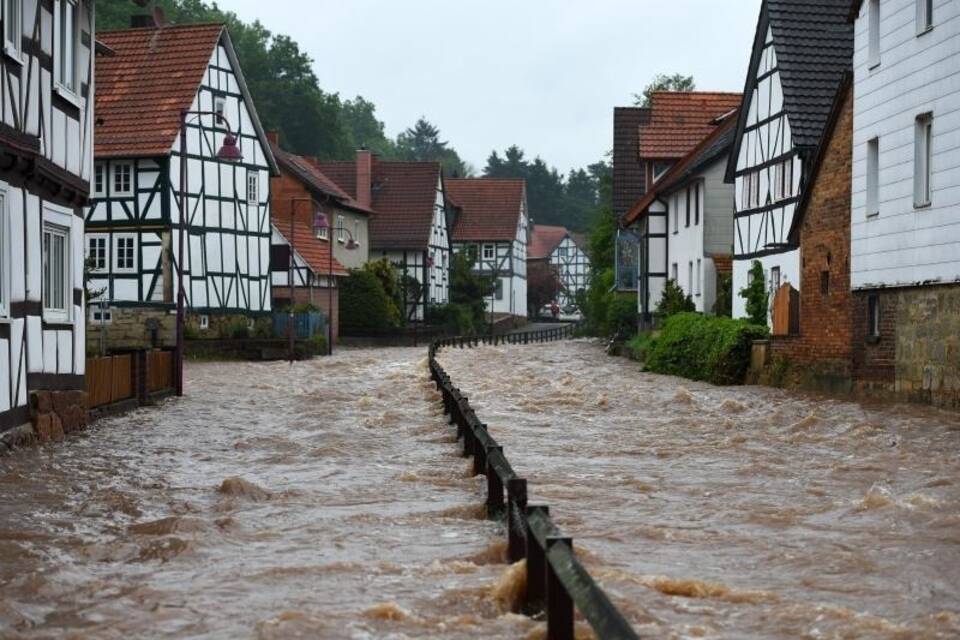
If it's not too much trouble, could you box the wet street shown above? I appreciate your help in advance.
[440,340,960,639]
[1,340,959,639]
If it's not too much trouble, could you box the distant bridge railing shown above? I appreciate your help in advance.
[428,326,639,640]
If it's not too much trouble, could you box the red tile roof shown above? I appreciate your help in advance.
[270,142,371,214]
[528,224,570,260]
[272,208,348,277]
[638,91,742,160]
[446,178,525,242]
[316,158,441,251]
[95,24,225,158]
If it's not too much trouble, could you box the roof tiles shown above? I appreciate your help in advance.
[446,178,526,242]
[638,92,742,159]
[272,207,348,277]
[528,224,570,260]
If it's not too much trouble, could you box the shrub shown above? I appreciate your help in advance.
[309,333,328,355]
[581,267,615,335]
[739,260,768,326]
[713,272,733,317]
[626,332,655,361]
[363,258,403,324]
[645,312,769,385]
[656,278,695,319]
[428,302,477,335]
[340,269,399,330]
[220,317,250,339]
[606,295,637,339]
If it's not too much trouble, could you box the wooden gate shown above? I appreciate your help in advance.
[86,355,134,409]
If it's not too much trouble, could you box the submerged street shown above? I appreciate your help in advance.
[1,341,959,639]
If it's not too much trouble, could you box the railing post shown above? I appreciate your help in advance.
[486,446,504,517]
[507,477,528,562]
[525,505,550,613]
[473,423,488,475]
[546,536,575,640]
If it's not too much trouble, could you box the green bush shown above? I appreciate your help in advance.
[363,258,403,325]
[340,269,399,330]
[309,333,328,355]
[645,312,769,385]
[713,272,733,317]
[739,260,768,326]
[626,331,655,361]
[606,295,637,338]
[581,267,615,335]
[221,317,250,339]
[428,302,478,335]
[655,278,695,319]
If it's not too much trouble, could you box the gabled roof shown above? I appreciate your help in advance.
[612,107,650,217]
[726,0,853,180]
[95,24,278,173]
[623,113,738,227]
[638,92,742,160]
[528,224,570,260]
[446,178,526,243]
[316,159,442,251]
[272,208,348,278]
[270,142,371,215]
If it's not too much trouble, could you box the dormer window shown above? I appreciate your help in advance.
[54,0,79,95]
[4,0,22,59]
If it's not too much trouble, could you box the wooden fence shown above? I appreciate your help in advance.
[147,350,174,393]
[86,349,176,411]
[429,325,639,640]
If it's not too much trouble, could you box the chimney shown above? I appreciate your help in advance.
[266,130,280,145]
[130,14,155,28]
[356,148,373,209]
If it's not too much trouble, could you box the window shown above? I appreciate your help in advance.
[482,244,495,260]
[694,183,700,226]
[671,262,678,282]
[246,171,258,205]
[112,163,133,196]
[770,266,781,292]
[774,159,793,201]
[914,113,933,207]
[917,0,933,33]
[672,197,679,233]
[742,170,761,209]
[54,0,79,94]
[494,278,504,301]
[866,138,880,216]
[113,234,136,272]
[93,163,105,197]
[687,261,693,295]
[820,270,830,295]
[652,161,671,183]
[558,246,568,258]
[42,221,71,323]
[685,187,691,227]
[354,219,360,244]
[89,306,112,324]
[336,214,345,243]
[86,234,107,271]
[0,193,7,318]
[214,94,226,121]
[315,224,328,241]
[696,259,701,295]
[199,314,209,330]
[867,294,880,338]
[4,0,21,58]
[868,0,880,67]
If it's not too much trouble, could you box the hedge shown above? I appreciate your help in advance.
[340,269,398,330]
[644,312,768,385]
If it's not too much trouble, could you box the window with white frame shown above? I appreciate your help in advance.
[868,0,880,67]
[866,138,879,216]
[199,314,209,330]
[694,182,701,225]
[54,0,79,94]
[336,214,345,242]
[89,305,112,324]
[742,170,761,209]
[112,162,133,196]
[685,186,691,227]
[671,262,678,282]
[687,261,693,295]
[771,266,781,292]
[672,195,679,233]
[696,259,701,295]
[93,162,105,197]
[42,219,71,323]
[315,222,328,240]
[113,234,136,272]
[246,171,258,205]
[4,0,22,58]
[558,246,568,258]
[482,244,495,260]
[917,0,933,34]
[914,113,933,207]
[86,234,107,271]
[0,193,7,318]
[494,278,504,301]
[773,159,793,201]
[214,94,226,121]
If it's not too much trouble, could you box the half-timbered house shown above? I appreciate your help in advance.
[725,0,853,322]
[447,178,528,319]
[527,224,590,311]
[318,152,450,322]
[623,112,737,323]
[0,0,95,440]
[86,22,278,348]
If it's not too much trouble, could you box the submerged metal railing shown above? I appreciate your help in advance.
[428,325,639,640]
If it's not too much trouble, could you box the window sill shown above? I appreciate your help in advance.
[3,46,24,67]
[866,211,879,219]
[914,201,931,210]
[868,59,881,71]
[114,268,137,275]
[54,84,82,109]
[112,191,134,198]
[0,316,13,325]
[866,334,881,345]
[917,25,933,37]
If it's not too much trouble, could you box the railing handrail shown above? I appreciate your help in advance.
[426,323,639,640]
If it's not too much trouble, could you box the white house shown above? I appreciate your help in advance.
[527,224,590,311]
[623,115,737,321]
[86,22,278,348]
[447,178,528,318]
[0,0,95,437]
[725,0,853,322]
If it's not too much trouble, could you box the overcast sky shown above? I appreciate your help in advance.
[218,0,762,174]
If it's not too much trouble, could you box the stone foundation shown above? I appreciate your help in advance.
[0,390,88,451]
[87,307,176,352]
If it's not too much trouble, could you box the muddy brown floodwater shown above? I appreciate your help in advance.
[0,349,540,639]
[439,339,960,639]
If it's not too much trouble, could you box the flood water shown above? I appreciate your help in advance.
[439,340,960,639]
[0,349,538,639]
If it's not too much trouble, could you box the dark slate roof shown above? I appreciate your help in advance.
[612,107,649,217]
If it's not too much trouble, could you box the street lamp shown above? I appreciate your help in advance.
[175,109,243,396]
[286,196,320,363]
[313,210,358,356]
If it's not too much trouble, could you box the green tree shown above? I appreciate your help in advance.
[396,117,468,177]
[449,249,494,328]
[655,279,696,318]
[634,73,696,107]
[713,272,733,317]
[340,269,398,330]
[739,260,768,326]
[340,96,398,157]
[362,258,402,325]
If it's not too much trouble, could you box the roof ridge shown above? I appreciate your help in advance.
[97,22,225,35]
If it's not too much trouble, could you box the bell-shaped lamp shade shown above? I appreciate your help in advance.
[216,134,244,162]
[344,238,359,251]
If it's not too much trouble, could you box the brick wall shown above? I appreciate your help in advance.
[769,85,854,389]
[851,289,897,390]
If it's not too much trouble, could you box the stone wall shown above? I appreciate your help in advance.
[87,307,176,353]
[893,284,959,408]
[1,390,89,451]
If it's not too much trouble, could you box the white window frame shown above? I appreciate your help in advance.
[42,206,73,324]
[113,233,137,273]
[494,277,504,301]
[336,214,345,243]
[246,170,258,205]
[914,113,933,208]
[214,94,226,120]
[4,0,22,61]
[770,266,781,292]
[199,314,209,330]
[917,0,933,34]
[315,225,328,241]
[671,262,678,282]
[86,233,108,272]
[482,243,495,260]
[866,137,880,216]
[93,162,106,198]
[53,0,80,96]
[0,191,8,319]
[868,0,880,68]
[88,305,112,325]
[696,258,701,295]
[112,162,133,197]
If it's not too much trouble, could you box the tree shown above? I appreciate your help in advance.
[655,279,696,318]
[634,73,696,107]
[739,260,768,326]
[340,96,398,158]
[449,249,494,328]
[396,117,468,176]
[713,272,733,317]
[527,262,563,317]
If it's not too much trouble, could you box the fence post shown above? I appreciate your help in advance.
[546,536,575,640]
[507,477,528,562]
[525,505,550,613]
[473,423,488,475]
[486,446,504,517]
